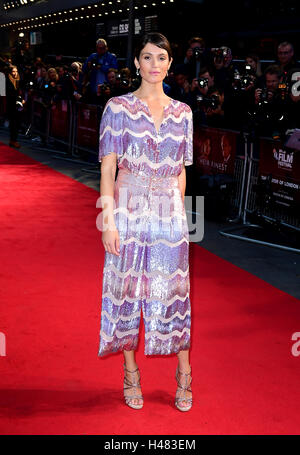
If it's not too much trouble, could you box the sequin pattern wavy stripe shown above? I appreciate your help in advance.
[98,92,192,356]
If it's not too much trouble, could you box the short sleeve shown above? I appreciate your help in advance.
[183,106,193,166]
[98,97,123,162]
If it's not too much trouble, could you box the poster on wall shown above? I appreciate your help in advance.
[194,126,238,175]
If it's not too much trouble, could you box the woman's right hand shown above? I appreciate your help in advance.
[102,227,120,256]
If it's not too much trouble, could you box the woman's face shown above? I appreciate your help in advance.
[11,68,18,78]
[246,57,256,70]
[107,71,116,84]
[41,67,47,78]
[135,42,172,84]
[48,70,56,81]
[214,57,224,70]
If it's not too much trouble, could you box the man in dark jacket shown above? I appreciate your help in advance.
[82,38,118,101]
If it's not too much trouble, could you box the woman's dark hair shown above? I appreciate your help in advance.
[245,53,259,63]
[134,32,172,62]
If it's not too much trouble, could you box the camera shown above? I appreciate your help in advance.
[233,65,255,91]
[16,95,23,112]
[25,80,34,90]
[116,72,130,88]
[212,47,231,60]
[131,77,140,90]
[192,46,205,59]
[71,67,79,75]
[197,77,209,88]
[98,82,110,92]
[259,87,269,103]
[197,93,220,110]
[90,57,98,68]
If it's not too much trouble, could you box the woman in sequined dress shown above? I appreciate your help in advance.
[98,33,193,412]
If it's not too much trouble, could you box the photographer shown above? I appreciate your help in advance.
[38,67,59,106]
[196,86,226,128]
[254,65,281,104]
[5,65,25,148]
[212,46,236,95]
[114,67,135,96]
[82,38,118,102]
[168,64,193,105]
[250,65,289,136]
[106,68,119,95]
[35,66,48,91]
[57,62,83,102]
[183,37,212,83]
[276,41,298,74]
[95,79,112,105]
[189,66,215,111]
[226,59,258,129]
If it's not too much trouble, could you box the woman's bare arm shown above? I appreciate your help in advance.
[100,153,120,255]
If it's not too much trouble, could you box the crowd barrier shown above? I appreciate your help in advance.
[193,123,299,227]
[27,95,102,160]
[4,94,299,250]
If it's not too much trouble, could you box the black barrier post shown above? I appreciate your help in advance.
[242,138,254,224]
[227,132,249,223]
[71,100,78,158]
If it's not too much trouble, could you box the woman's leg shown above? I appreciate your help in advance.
[123,350,143,406]
[176,349,192,407]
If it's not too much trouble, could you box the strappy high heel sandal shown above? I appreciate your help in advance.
[123,364,144,410]
[175,365,193,412]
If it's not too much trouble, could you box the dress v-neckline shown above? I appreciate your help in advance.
[130,92,173,136]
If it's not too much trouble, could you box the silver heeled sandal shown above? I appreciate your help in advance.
[175,365,193,412]
[123,364,144,410]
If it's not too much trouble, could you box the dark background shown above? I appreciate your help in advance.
[1,0,300,61]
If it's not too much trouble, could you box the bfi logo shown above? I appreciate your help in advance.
[0,332,6,356]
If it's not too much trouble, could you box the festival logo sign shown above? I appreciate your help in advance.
[259,138,300,208]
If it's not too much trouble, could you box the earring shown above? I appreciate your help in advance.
[136,67,140,76]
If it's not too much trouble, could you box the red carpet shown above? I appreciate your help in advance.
[0,141,299,435]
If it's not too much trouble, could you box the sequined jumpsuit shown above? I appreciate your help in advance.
[98,91,193,356]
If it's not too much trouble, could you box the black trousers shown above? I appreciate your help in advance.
[7,102,20,142]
